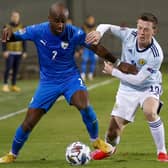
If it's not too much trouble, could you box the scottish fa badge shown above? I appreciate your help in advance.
[61,41,69,49]
[138,58,146,65]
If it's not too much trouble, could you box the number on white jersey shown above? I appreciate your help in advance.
[149,85,162,95]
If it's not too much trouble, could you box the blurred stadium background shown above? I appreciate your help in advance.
[0,0,167,79]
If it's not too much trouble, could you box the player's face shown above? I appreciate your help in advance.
[49,14,66,35]
[10,12,20,24]
[48,4,67,35]
[137,19,155,48]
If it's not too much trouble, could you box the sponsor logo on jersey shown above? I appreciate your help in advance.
[131,60,136,66]
[147,67,155,74]
[138,58,146,65]
[128,49,133,54]
[40,40,47,46]
[61,41,69,49]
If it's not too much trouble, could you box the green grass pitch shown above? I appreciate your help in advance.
[0,66,167,168]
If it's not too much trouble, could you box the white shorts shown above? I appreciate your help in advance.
[111,85,162,122]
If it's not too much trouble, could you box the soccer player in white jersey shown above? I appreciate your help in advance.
[87,13,168,162]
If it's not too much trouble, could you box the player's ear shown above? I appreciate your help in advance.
[153,27,158,36]
[152,23,158,36]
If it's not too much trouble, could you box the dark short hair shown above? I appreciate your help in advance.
[138,13,158,28]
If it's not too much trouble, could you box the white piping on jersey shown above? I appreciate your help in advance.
[131,30,159,57]
[151,44,160,57]
[131,31,137,37]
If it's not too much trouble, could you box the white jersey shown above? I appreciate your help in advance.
[97,24,163,92]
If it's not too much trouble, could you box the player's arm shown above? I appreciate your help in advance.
[111,67,148,85]
[2,27,17,42]
[106,50,163,85]
[86,24,130,45]
[88,44,138,75]
[2,25,36,43]
[76,26,137,74]
[103,60,160,85]
[84,25,137,74]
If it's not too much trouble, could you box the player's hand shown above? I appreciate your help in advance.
[2,27,13,42]
[2,51,9,59]
[85,31,101,45]
[22,52,27,59]
[102,61,114,75]
[118,62,138,74]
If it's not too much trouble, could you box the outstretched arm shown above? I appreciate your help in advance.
[88,44,138,75]
[89,44,117,63]
[2,24,37,43]
[85,24,130,45]
[2,27,17,42]
[83,25,137,75]
[103,61,149,85]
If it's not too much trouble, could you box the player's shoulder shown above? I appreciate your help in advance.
[64,24,85,42]
[123,28,137,38]
[130,28,137,37]
[28,21,49,30]
[121,27,137,42]
[26,22,49,32]
[66,24,84,35]
[25,22,49,37]
[38,21,49,27]
[150,37,163,59]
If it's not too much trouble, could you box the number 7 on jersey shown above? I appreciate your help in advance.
[52,50,58,60]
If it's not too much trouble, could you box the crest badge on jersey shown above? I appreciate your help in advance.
[61,41,69,49]
[138,58,146,66]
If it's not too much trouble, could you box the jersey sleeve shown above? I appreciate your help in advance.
[75,28,90,48]
[14,24,38,41]
[96,24,133,41]
[112,68,149,85]
[112,49,163,85]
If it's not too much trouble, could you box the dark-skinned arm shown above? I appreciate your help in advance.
[2,27,17,43]
[89,44,138,75]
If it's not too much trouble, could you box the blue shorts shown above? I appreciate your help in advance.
[29,75,87,112]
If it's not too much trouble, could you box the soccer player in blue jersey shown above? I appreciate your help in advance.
[0,2,137,163]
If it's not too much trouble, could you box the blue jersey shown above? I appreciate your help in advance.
[14,22,89,83]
